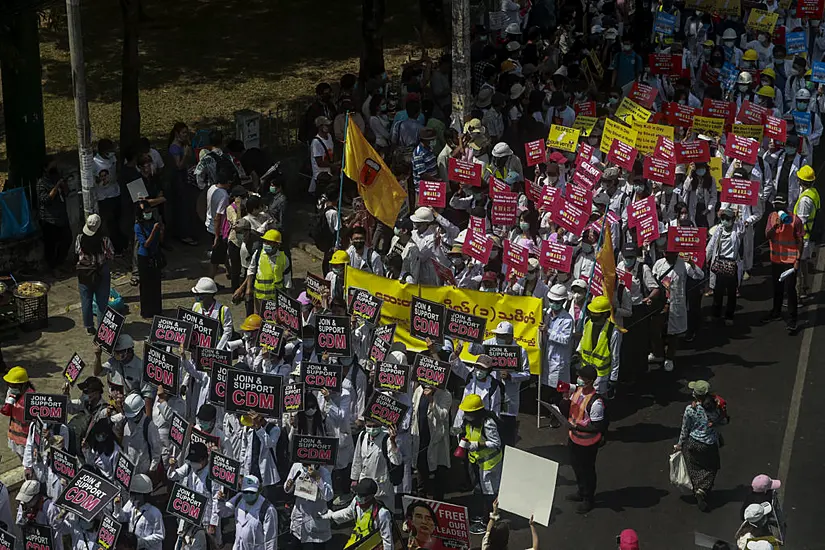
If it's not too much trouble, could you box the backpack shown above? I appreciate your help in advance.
[311,205,337,252]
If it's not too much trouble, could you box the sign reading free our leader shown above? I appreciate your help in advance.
[224,370,282,415]
[24,393,68,424]
[167,483,208,526]
[291,434,339,466]
[54,468,120,522]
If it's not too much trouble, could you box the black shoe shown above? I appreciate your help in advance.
[787,321,798,333]
[576,500,594,514]
[85,327,96,335]
[565,493,584,502]
[761,312,781,324]
[696,492,709,512]
[549,415,561,429]
[684,333,695,343]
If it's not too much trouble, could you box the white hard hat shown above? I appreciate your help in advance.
[387,350,408,366]
[454,228,468,246]
[506,41,521,53]
[129,473,153,494]
[410,207,435,223]
[737,71,753,85]
[492,142,514,158]
[548,284,568,301]
[114,334,134,352]
[722,28,737,40]
[571,278,587,290]
[124,393,145,418]
[191,277,218,295]
[505,23,521,34]
[796,88,812,101]
[492,321,514,335]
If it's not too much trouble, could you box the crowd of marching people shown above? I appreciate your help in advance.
[16,0,824,548]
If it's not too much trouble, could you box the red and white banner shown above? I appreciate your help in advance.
[654,136,676,161]
[462,230,493,264]
[524,140,547,167]
[566,184,593,212]
[668,226,708,267]
[724,134,759,164]
[539,240,573,273]
[448,158,482,187]
[491,191,519,226]
[628,82,658,108]
[627,195,660,245]
[503,239,529,277]
[552,198,589,236]
[676,140,710,164]
[572,159,603,189]
[417,180,446,208]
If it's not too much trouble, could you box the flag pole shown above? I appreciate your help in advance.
[335,113,350,250]
[578,212,609,333]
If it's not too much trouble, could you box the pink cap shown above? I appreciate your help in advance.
[751,474,781,492]
[619,529,639,550]
[297,291,311,306]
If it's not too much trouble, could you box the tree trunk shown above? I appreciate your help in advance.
[359,0,386,84]
[451,0,470,128]
[119,0,140,155]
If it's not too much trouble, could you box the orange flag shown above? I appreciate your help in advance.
[597,223,624,329]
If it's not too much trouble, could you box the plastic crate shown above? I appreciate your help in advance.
[15,293,48,331]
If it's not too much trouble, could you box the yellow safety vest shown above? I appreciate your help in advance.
[253,250,288,299]
[794,188,820,241]
[580,320,614,378]
[345,505,383,550]
[193,301,227,325]
[465,423,502,471]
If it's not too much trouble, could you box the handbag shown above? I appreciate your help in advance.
[669,450,693,492]
[710,230,737,277]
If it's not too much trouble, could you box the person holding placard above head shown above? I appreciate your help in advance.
[15,480,68,550]
[468,322,529,447]
[114,473,164,550]
[22,405,69,499]
[410,206,457,286]
[152,383,186,468]
[113,393,162,477]
[167,442,221,550]
[455,393,502,535]
[94,334,154,413]
[191,277,233,350]
[411,362,452,501]
[284,461,334,549]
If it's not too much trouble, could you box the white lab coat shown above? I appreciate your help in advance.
[346,246,385,276]
[328,500,394,550]
[283,464,333,543]
[410,386,452,471]
[469,338,530,417]
[351,432,402,510]
[192,300,234,351]
[452,368,502,428]
[167,463,221,534]
[152,397,186,468]
[238,425,281,487]
[542,310,574,388]
[0,481,14,538]
[116,501,165,550]
[22,423,69,500]
[323,391,355,470]
[217,494,277,550]
[117,415,162,475]
[652,257,704,335]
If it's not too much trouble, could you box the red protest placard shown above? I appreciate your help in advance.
[574,101,596,117]
[524,178,542,204]
[524,140,546,167]
[676,140,710,163]
[448,158,482,187]
[700,64,720,87]
[587,262,604,296]
[607,139,638,172]
[572,159,603,189]
[616,266,633,289]
[643,156,677,186]
[649,53,675,74]
[627,196,660,245]
[576,142,595,167]
[538,185,559,213]
[469,216,486,234]
[539,240,573,273]
[628,82,658,108]
[462,230,493,264]
[736,100,768,125]
[665,102,700,128]
[668,226,708,267]
[654,136,676,161]
[724,133,759,164]
[552,198,589,236]
[799,0,824,18]
[489,177,508,196]
[702,98,736,124]
[418,180,446,208]
[491,191,518,226]
[720,178,759,206]
[764,115,787,141]
[503,239,529,276]
[566,184,593,212]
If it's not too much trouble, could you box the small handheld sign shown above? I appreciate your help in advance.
[369,324,396,364]
[63,353,85,385]
[350,289,384,325]
[142,344,180,396]
[22,525,53,550]
[374,361,411,393]
[114,454,135,491]
[483,345,522,370]
[208,362,231,406]
[24,394,68,424]
[167,483,208,526]
[0,526,15,550]
[258,322,285,354]
[291,435,339,466]
[412,354,450,390]
[149,316,194,350]
[208,452,241,491]
[283,383,305,413]
[50,447,78,480]
[54,468,119,522]
[94,307,125,355]
[176,307,221,351]
[410,297,445,343]
[364,392,409,428]
[193,347,232,373]
[224,370,282,416]
[276,290,302,333]
[444,310,486,344]
[315,315,352,357]
[301,362,343,393]
[97,515,121,550]
[169,411,189,449]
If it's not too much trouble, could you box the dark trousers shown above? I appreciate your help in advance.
[712,273,737,320]
[290,538,325,550]
[40,221,71,269]
[499,415,518,448]
[172,181,200,241]
[98,196,127,253]
[771,262,798,322]
[569,439,599,501]
[686,276,704,335]
[137,255,163,318]
[415,440,448,501]
[620,305,649,383]
[228,242,242,292]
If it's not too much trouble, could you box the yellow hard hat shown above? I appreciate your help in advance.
[459,393,485,412]
[239,414,254,427]
[743,49,759,62]
[330,250,350,265]
[587,295,611,314]
[760,67,776,80]
[756,85,775,99]
[702,39,714,47]
[806,68,813,77]
[3,366,28,385]
[262,229,282,243]
[240,313,262,331]
[798,165,816,182]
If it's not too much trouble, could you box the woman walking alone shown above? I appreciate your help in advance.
[675,380,728,512]
[75,214,114,334]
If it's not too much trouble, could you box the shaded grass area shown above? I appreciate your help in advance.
[1,0,423,174]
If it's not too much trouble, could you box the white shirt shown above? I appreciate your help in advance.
[542,310,574,388]
[117,501,165,550]
[310,134,334,193]
[93,153,120,200]
[206,185,230,234]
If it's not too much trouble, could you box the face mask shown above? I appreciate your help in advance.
[797,101,809,111]
[269,186,278,194]
[722,219,733,230]
[557,272,570,283]
[608,97,619,106]
[95,433,107,443]
[366,427,382,437]
[519,221,530,232]
[185,460,200,470]
[525,271,537,280]
[656,237,667,247]
[142,213,153,221]
[8,388,21,397]
[634,184,645,194]
[724,40,735,47]
[791,68,801,76]
[197,421,213,432]
[303,338,315,349]
[678,99,687,106]
[738,84,749,92]
[785,146,796,155]
[451,257,465,270]
[696,168,707,176]
[393,227,402,237]
[576,377,585,387]
[129,411,144,424]
[622,44,632,51]
[474,369,489,381]
[263,244,275,254]
[625,258,636,268]
[352,241,365,250]
[490,250,499,260]
[703,48,712,57]
[332,266,343,275]
[775,59,784,67]
[549,301,564,311]
[582,243,593,254]
[355,495,370,507]
[243,493,258,504]
[305,407,317,416]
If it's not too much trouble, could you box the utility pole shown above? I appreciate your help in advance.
[451,0,470,132]
[66,0,96,216]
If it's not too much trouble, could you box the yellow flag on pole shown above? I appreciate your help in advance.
[597,223,623,329]
[343,117,408,227]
